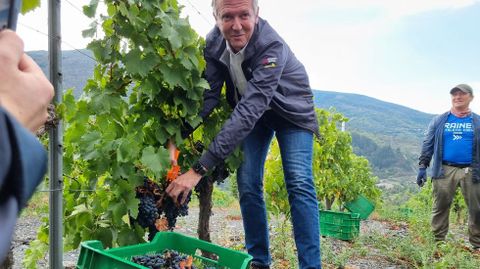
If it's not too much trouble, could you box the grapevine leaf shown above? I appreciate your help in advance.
[82,26,97,38]
[93,228,113,248]
[83,0,99,18]
[111,201,127,226]
[159,24,182,51]
[79,131,102,160]
[122,214,131,226]
[118,228,143,246]
[158,64,185,88]
[125,191,139,219]
[21,0,40,14]
[141,146,169,177]
[124,50,159,77]
[117,138,140,163]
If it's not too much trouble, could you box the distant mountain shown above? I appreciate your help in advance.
[28,50,435,185]
[313,90,435,183]
[27,49,95,97]
[313,90,434,140]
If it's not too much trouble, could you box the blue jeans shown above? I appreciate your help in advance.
[237,111,321,269]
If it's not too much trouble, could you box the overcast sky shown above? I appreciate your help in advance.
[16,0,480,114]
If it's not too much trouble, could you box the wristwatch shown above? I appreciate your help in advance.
[192,161,208,176]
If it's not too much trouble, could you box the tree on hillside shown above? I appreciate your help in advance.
[312,109,380,210]
[265,108,380,215]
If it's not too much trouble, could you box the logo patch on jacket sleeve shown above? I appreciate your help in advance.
[261,57,277,68]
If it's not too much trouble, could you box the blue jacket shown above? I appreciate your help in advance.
[419,111,480,183]
[0,108,47,262]
[198,18,319,169]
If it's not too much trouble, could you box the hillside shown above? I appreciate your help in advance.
[27,49,95,97]
[313,90,433,143]
[28,50,435,187]
[313,90,435,189]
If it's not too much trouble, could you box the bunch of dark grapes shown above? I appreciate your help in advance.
[135,177,192,240]
[160,192,191,229]
[131,249,197,269]
[211,162,230,184]
[137,195,158,228]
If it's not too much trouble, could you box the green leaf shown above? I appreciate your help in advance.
[21,0,41,14]
[82,27,97,38]
[110,201,127,226]
[159,64,185,88]
[93,228,113,248]
[83,0,99,18]
[140,146,169,177]
[117,138,140,163]
[70,204,90,217]
[160,24,182,51]
[125,191,139,219]
[79,131,102,161]
[117,228,144,246]
[124,50,159,77]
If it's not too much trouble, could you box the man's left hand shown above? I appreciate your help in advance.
[416,168,427,187]
[165,169,202,205]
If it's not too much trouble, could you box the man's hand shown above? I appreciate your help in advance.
[416,168,427,187]
[0,30,54,132]
[166,169,202,205]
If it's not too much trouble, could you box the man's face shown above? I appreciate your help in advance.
[451,90,474,110]
[214,0,258,53]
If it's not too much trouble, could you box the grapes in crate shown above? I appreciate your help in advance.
[131,249,195,269]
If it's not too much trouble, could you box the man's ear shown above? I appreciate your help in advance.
[213,12,221,28]
[255,7,260,23]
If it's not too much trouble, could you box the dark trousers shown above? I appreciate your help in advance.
[432,165,480,248]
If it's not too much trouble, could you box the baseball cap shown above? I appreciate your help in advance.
[450,84,473,95]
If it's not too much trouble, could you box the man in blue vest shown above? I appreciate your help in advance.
[0,29,54,264]
[417,84,480,251]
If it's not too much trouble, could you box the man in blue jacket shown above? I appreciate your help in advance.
[0,29,54,264]
[167,0,321,268]
[417,84,480,251]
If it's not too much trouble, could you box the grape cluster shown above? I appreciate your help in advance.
[211,162,230,184]
[136,177,192,240]
[131,250,196,269]
[137,195,158,228]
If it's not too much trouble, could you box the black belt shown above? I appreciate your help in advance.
[442,161,470,168]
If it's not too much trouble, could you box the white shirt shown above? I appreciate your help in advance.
[220,42,248,102]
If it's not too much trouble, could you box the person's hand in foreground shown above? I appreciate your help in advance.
[0,30,54,132]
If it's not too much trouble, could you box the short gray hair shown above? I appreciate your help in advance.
[211,0,259,17]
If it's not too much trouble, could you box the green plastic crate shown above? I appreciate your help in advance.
[344,195,375,220]
[76,232,252,269]
[319,210,360,241]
